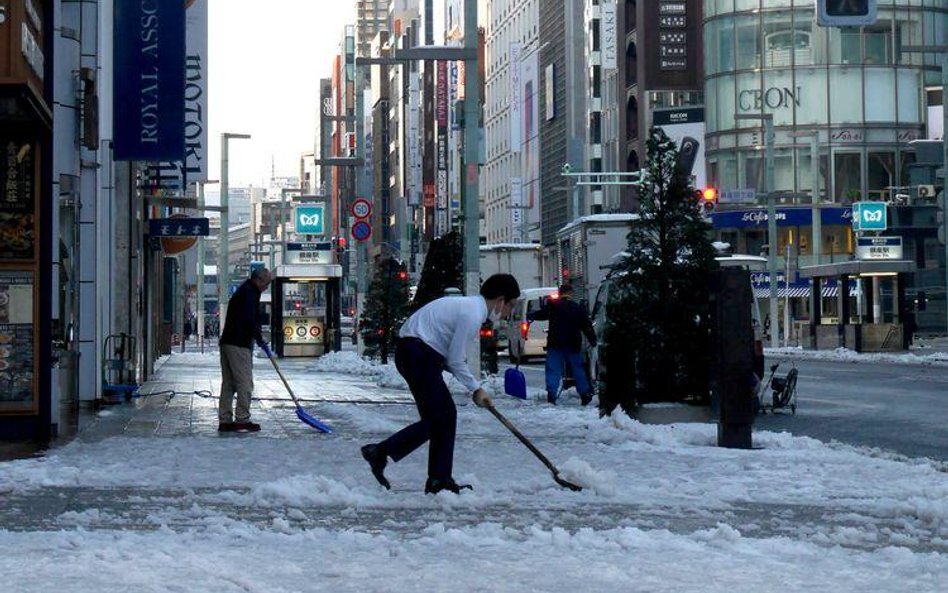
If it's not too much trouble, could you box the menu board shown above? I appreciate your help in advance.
[0,270,35,410]
[0,140,36,260]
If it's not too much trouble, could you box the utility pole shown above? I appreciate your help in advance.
[219,133,251,328]
[736,113,778,348]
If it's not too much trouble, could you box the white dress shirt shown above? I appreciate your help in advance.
[399,295,488,393]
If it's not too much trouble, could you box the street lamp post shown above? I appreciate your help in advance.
[219,132,251,327]
[736,113,778,348]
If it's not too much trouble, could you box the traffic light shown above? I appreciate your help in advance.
[698,187,718,214]
[816,0,877,27]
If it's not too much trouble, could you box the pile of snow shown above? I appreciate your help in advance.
[767,346,948,366]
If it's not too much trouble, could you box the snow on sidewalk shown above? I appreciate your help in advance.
[1,350,947,592]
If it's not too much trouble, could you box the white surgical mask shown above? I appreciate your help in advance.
[487,303,504,325]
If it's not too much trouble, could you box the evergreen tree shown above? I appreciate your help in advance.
[360,256,412,364]
[411,230,463,311]
[599,127,718,414]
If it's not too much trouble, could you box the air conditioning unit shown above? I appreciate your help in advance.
[917,185,936,199]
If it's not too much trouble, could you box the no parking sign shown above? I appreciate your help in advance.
[351,220,372,242]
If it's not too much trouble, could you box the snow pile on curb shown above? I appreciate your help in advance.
[309,351,408,389]
[766,346,948,366]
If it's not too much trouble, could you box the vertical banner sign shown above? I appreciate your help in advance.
[113,0,186,161]
[183,0,208,180]
[600,1,617,70]
[436,61,449,234]
[408,76,421,206]
[509,42,522,153]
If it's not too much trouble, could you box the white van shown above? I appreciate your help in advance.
[505,286,559,363]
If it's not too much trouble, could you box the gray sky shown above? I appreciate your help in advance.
[207,0,353,188]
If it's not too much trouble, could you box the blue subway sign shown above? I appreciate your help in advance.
[295,205,325,235]
[852,202,887,232]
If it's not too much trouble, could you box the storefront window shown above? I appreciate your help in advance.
[762,12,796,68]
[864,27,893,65]
[796,69,828,125]
[867,151,895,201]
[897,68,922,123]
[833,152,862,203]
[865,69,897,122]
[828,68,863,124]
[735,15,760,70]
[717,74,736,130]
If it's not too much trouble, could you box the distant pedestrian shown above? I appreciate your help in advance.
[528,283,597,406]
[218,267,272,433]
[360,273,522,494]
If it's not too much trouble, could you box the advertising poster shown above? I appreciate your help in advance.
[0,140,36,261]
[0,270,35,411]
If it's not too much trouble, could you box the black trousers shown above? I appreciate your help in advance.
[378,337,457,481]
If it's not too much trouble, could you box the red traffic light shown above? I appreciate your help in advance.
[337,237,347,249]
[397,271,408,281]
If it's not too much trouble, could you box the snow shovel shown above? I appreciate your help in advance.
[504,364,527,399]
[261,344,334,433]
[486,404,582,491]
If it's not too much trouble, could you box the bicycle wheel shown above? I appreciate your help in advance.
[777,368,797,408]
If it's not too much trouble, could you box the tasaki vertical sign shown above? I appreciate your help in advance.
[113,0,186,161]
[295,205,325,235]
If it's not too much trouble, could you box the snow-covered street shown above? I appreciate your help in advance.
[2,350,947,592]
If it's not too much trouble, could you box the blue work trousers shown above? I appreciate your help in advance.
[546,348,591,398]
[379,337,457,481]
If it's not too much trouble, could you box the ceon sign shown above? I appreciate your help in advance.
[295,205,325,235]
[852,202,887,232]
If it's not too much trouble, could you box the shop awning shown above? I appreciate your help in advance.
[752,285,857,299]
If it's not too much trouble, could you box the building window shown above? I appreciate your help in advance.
[625,41,637,87]
[833,152,862,203]
[626,95,638,139]
[625,0,636,32]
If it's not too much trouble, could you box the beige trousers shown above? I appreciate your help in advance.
[219,344,254,423]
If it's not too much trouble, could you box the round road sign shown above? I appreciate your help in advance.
[351,220,372,242]
[351,198,372,219]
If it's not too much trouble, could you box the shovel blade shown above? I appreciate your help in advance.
[504,367,527,399]
[554,473,583,492]
[296,406,334,433]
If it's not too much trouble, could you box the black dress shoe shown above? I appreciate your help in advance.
[424,477,472,495]
[361,444,391,490]
[580,392,593,406]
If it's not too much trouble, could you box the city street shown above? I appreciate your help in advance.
[2,348,948,592]
[504,350,948,463]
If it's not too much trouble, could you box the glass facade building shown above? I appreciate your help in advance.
[703,0,946,204]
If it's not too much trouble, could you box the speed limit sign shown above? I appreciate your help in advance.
[351,198,372,219]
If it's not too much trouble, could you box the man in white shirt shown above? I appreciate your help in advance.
[361,273,521,494]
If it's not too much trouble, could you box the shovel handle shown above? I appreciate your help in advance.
[262,345,302,408]
[486,404,559,476]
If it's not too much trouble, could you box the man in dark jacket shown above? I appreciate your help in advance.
[528,283,597,406]
[218,267,271,432]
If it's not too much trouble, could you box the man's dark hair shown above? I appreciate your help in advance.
[558,283,573,295]
[480,273,521,302]
[251,267,270,281]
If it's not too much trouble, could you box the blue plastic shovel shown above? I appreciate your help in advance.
[504,366,527,399]
[262,344,333,433]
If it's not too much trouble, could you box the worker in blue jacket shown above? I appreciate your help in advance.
[528,283,597,406]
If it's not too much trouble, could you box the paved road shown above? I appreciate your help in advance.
[502,356,948,463]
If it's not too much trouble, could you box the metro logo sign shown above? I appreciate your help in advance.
[294,205,325,235]
[851,202,887,232]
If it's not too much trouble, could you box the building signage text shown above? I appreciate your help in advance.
[739,86,802,111]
